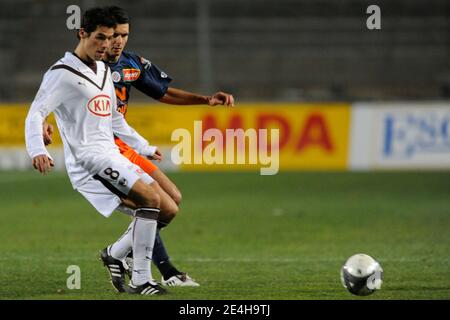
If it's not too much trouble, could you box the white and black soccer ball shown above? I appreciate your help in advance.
[340,253,383,296]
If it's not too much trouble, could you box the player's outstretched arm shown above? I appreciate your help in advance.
[159,87,235,107]
[25,69,63,174]
[26,109,55,174]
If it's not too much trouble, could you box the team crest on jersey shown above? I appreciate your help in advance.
[87,94,111,117]
[140,56,152,69]
[123,68,141,82]
[112,71,121,83]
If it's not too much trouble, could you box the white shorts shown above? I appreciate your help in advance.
[76,155,154,217]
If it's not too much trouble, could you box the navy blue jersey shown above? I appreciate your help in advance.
[107,51,172,116]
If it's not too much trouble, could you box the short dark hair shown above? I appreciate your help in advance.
[106,6,130,25]
[78,7,116,38]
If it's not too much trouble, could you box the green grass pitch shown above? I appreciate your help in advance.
[0,170,448,300]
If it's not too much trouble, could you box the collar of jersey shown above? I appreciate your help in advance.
[64,52,106,77]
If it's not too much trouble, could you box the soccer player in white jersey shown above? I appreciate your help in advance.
[25,8,167,295]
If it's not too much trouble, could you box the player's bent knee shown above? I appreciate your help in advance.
[160,200,178,224]
[166,184,182,205]
[166,203,179,219]
[158,204,178,226]
[172,191,182,206]
[145,186,161,208]
[171,203,179,216]
[129,180,160,208]
[160,194,180,219]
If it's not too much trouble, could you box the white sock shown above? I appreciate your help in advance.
[131,208,159,286]
[109,221,133,261]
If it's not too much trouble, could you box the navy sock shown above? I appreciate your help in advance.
[152,230,169,264]
[152,230,181,279]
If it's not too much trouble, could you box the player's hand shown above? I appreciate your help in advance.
[147,149,163,162]
[32,155,54,175]
[43,122,54,146]
[208,92,235,107]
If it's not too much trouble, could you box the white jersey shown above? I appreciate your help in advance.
[25,52,156,189]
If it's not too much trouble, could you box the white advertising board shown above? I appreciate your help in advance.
[350,102,450,170]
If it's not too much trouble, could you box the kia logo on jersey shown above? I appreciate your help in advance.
[87,94,112,117]
[123,68,141,82]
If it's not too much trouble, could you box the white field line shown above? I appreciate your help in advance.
[0,256,446,263]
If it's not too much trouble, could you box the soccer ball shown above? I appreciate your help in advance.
[340,253,383,296]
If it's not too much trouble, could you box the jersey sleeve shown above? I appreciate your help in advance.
[25,68,65,160]
[131,54,173,100]
[111,107,157,156]
[110,69,157,156]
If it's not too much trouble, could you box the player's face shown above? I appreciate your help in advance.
[108,24,129,61]
[80,26,115,61]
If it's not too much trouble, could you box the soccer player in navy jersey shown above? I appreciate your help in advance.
[101,6,234,288]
